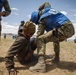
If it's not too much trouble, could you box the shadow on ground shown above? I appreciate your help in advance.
[46,60,76,72]
[0,57,4,62]
[16,60,37,70]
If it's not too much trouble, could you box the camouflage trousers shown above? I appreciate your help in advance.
[37,21,75,56]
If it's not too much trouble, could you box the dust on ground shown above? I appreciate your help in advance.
[0,36,76,75]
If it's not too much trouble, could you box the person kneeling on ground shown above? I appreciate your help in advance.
[5,21,37,75]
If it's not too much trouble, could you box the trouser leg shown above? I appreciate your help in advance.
[29,26,69,71]
[37,37,46,56]
[29,37,46,72]
[29,30,55,72]
[52,29,60,63]
[53,41,60,63]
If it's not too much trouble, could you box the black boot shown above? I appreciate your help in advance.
[52,52,59,63]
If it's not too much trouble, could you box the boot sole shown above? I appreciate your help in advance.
[29,69,46,73]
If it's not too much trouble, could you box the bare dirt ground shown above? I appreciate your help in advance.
[0,36,76,75]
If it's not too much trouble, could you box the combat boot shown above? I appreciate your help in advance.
[52,52,60,63]
[29,56,46,72]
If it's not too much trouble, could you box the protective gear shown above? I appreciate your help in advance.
[29,56,46,72]
[31,11,39,24]
[0,0,4,12]
[24,21,36,35]
[39,8,69,32]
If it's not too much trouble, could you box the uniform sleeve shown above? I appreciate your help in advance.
[5,36,28,70]
[37,19,46,37]
[38,2,51,16]
[3,0,11,17]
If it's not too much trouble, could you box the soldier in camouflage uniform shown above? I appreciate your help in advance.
[29,2,75,72]
[5,21,37,75]
[0,0,11,42]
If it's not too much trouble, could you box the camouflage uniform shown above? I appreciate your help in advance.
[5,21,36,71]
[36,2,75,56]
[0,0,11,41]
[29,2,75,72]
[37,20,75,55]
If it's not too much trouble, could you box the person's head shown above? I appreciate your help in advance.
[23,21,36,38]
[21,21,25,24]
[30,10,39,24]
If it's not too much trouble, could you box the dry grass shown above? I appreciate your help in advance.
[0,36,76,75]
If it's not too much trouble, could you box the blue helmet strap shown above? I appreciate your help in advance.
[36,13,40,24]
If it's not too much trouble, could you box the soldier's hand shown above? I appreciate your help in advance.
[9,69,18,75]
[0,12,5,16]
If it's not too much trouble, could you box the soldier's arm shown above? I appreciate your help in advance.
[3,0,11,17]
[37,19,46,37]
[38,2,51,10]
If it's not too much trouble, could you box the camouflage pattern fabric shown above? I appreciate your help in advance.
[38,2,50,10]
[38,2,51,16]
[37,20,75,56]
[2,0,11,17]
[0,0,11,42]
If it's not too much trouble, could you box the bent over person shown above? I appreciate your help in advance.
[0,0,11,42]
[5,21,37,75]
[29,2,75,72]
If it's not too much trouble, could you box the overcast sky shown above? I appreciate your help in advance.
[2,0,76,39]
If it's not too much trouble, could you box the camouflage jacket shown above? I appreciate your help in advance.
[0,0,11,20]
[38,2,51,16]
[37,2,51,37]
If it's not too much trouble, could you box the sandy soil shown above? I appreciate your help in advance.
[0,37,76,75]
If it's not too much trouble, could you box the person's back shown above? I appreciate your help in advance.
[38,7,69,31]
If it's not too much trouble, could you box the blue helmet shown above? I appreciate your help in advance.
[31,11,39,24]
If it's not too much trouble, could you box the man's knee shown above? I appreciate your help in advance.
[37,35,46,43]
[30,38,37,50]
